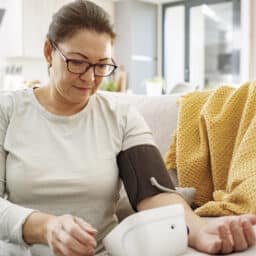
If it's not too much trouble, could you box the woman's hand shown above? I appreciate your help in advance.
[190,214,256,254]
[44,214,97,256]
[137,193,256,254]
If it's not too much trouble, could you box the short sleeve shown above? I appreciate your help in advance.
[0,92,12,196]
[121,106,156,151]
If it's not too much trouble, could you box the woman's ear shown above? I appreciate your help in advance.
[44,39,53,68]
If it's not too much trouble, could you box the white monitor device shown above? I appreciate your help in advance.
[103,204,188,256]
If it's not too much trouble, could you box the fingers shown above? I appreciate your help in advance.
[57,228,94,256]
[192,215,256,255]
[241,218,256,246]
[224,214,256,226]
[242,214,256,226]
[217,215,256,254]
[230,220,248,252]
[74,216,98,236]
[62,217,97,248]
[47,215,97,256]
[218,224,233,254]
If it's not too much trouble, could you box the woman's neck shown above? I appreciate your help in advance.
[34,85,88,116]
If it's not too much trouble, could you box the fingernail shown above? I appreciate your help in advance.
[88,226,97,231]
[84,223,97,232]
[87,227,98,233]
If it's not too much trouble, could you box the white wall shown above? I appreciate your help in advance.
[164,5,185,92]
[157,4,162,76]
[250,0,256,80]
[240,0,250,82]
[190,7,205,89]
[0,0,115,89]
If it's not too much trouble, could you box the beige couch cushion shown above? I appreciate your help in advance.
[100,92,180,157]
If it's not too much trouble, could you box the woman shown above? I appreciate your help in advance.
[0,1,255,256]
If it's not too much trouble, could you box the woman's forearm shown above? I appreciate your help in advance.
[137,192,206,247]
[22,211,56,245]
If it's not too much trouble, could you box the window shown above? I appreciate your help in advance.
[163,0,241,93]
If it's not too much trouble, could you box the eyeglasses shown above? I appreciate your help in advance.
[51,42,117,77]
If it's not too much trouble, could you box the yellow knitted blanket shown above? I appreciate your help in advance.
[165,81,256,216]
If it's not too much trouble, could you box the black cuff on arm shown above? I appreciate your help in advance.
[117,144,175,211]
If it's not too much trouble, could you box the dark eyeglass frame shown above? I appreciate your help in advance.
[51,41,118,77]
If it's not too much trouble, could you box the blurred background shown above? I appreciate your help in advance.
[0,0,255,94]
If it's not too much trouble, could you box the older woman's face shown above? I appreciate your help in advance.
[49,29,113,105]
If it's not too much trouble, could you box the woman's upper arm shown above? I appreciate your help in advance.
[0,146,6,197]
[0,92,36,246]
[121,105,156,151]
[0,93,11,198]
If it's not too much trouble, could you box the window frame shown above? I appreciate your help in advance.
[162,0,241,83]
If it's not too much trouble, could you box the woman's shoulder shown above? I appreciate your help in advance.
[0,90,15,118]
[94,91,133,114]
[0,88,32,118]
[0,88,31,101]
[0,89,15,101]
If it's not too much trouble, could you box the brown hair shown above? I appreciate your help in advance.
[46,0,116,44]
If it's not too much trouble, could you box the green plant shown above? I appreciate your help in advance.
[100,80,117,92]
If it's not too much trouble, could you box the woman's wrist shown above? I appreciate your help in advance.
[187,216,207,249]
[22,211,56,245]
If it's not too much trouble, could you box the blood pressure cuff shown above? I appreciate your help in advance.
[117,144,176,211]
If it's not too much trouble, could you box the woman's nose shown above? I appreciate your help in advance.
[79,66,95,82]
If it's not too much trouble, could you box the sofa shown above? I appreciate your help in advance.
[106,91,256,256]
[1,92,255,256]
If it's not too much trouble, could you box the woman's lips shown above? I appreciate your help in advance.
[73,85,93,91]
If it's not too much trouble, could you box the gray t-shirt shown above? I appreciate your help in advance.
[0,88,155,255]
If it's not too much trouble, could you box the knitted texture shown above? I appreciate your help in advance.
[165,81,256,216]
